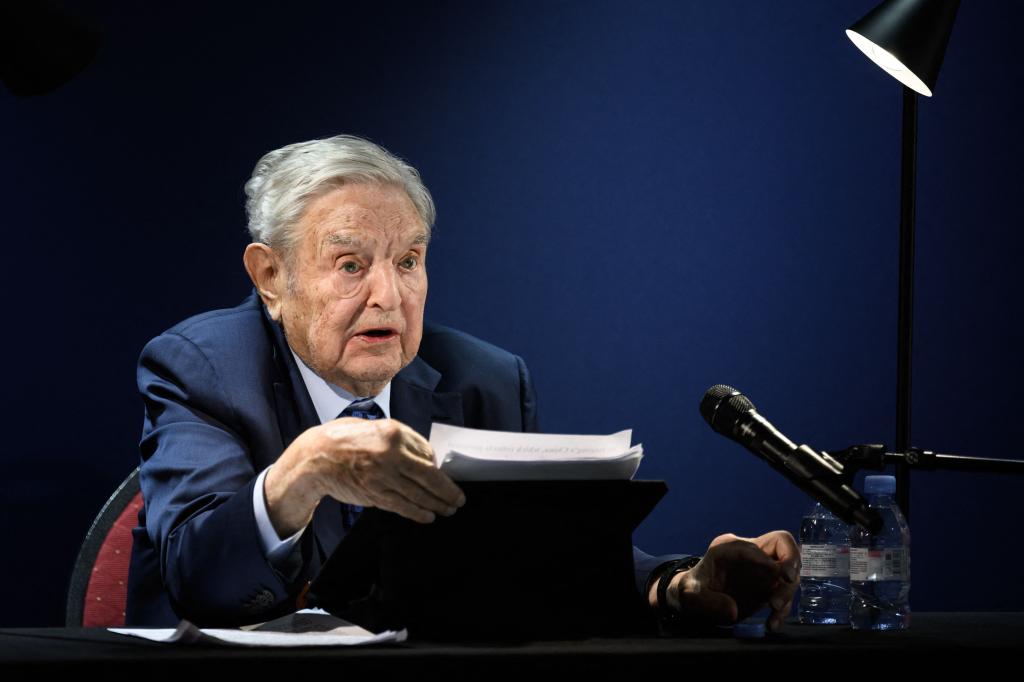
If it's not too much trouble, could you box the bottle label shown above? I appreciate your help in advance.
[850,547,910,580]
[800,544,850,578]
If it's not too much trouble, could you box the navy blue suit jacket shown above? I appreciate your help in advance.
[127,293,677,626]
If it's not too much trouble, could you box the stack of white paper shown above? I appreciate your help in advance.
[429,423,643,481]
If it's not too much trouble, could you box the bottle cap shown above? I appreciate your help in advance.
[733,619,766,639]
[864,475,896,495]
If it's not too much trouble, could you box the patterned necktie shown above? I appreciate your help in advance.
[337,398,385,529]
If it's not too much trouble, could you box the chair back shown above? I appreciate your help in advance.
[66,467,142,627]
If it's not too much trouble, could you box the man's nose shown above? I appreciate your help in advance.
[365,263,401,310]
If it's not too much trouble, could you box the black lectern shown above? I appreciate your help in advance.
[308,480,667,640]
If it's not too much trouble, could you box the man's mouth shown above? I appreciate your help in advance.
[354,328,399,343]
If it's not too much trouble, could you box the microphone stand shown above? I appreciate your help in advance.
[794,444,1023,533]
[828,444,1024,480]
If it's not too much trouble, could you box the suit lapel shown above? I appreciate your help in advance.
[261,300,320,446]
[260,300,340,566]
[391,357,464,439]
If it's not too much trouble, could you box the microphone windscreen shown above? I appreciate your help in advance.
[700,384,754,434]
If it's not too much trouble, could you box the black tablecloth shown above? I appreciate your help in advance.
[1,613,1019,679]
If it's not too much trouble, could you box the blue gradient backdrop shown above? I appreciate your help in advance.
[2,1,1021,625]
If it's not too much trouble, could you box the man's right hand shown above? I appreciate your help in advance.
[263,418,465,537]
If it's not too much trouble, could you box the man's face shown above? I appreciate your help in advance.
[277,182,428,396]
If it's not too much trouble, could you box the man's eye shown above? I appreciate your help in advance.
[340,261,362,274]
[399,256,419,270]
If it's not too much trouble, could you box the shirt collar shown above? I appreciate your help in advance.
[290,350,392,424]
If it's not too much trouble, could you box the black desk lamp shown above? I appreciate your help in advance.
[704,4,1021,525]
[845,0,960,520]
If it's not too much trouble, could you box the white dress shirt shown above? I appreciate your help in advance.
[252,351,392,564]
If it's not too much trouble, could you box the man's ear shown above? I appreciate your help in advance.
[243,243,286,320]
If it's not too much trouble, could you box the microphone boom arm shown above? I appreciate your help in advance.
[761,442,882,533]
[829,444,1024,476]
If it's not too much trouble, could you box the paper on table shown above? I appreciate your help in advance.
[109,609,407,647]
[429,423,643,481]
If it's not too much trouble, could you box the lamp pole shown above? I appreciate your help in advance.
[896,85,917,522]
[847,0,961,522]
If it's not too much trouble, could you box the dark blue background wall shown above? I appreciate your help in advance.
[3,0,1021,626]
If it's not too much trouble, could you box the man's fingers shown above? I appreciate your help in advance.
[389,422,465,508]
[753,531,801,580]
[390,469,462,517]
[768,596,795,632]
[369,489,437,524]
[711,539,782,579]
[677,589,739,626]
[710,537,773,563]
[703,539,784,618]
[369,462,467,521]
[765,569,799,632]
[397,449,466,508]
[396,424,436,464]
[696,531,802,631]
[745,529,800,587]
[770,576,799,613]
[316,418,465,518]
[754,530,798,555]
[708,533,742,549]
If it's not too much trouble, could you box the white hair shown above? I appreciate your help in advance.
[243,135,436,254]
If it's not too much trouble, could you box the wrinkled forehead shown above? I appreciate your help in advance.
[299,183,430,253]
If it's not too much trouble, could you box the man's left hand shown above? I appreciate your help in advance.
[657,530,801,633]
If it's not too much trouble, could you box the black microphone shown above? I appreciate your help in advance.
[700,384,881,533]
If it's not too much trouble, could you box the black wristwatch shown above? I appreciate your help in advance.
[655,556,702,618]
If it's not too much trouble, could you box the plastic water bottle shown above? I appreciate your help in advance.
[798,501,851,624]
[849,475,911,630]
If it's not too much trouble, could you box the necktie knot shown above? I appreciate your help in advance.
[339,398,385,421]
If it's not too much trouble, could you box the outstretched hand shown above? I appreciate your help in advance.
[264,417,465,537]
[664,531,800,632]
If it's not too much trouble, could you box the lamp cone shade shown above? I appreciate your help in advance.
[846,0,960,97]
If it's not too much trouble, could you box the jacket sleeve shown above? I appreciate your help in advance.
[516,354,540,433]
[633,548,698,599]
[137,331,314,626]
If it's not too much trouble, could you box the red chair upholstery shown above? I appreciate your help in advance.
[66,468,142,627]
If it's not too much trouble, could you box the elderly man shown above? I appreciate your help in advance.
[127,135,799,632]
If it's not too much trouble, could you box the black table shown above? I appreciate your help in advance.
[1,613,1020,679]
